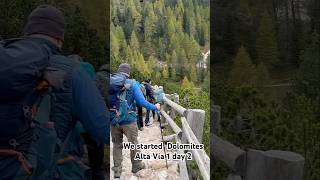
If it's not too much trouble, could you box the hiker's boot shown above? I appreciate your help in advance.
[112,166,122,178]
[145,122,152,127]
[114,170,121,178]
[132,162,146,173]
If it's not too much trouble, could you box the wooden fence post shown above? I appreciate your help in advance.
[185,109,205,143]
[161,94,170,123]
[212,134,247,175]
[245,149,305,180]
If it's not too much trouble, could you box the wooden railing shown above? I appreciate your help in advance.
[159,93,210,180]
[212,105,305,180]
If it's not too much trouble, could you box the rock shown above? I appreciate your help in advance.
[150,161,167,170]
[128,176,138,180]
[157,170,168,180]
[136,169,153,178]
[150,160,174,170]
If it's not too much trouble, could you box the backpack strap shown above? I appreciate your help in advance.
[0,38,25,46]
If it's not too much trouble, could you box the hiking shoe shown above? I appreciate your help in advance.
[145,122,152,126]
[114,171,121,178]
[132,162,146,173]
[112,166,122,178]
[139,127,144,131]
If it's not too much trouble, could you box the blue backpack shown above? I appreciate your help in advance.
[154,87,164,103]
[109,73,136,126]
[0,38,70,179]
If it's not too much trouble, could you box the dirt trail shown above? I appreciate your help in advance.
[110,117,180,180]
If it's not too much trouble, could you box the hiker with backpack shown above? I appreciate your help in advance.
[94,64,111,179]
[143,79,157,125]
[0,5,109,179]
[110,63,160,178]
[70,59,108,180]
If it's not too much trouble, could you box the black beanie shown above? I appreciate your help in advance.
[24,5,65,41]
[117,63,131,77]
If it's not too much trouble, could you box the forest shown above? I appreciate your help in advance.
[111,0,210,85]
[0,0,107,69]
[212,0,320,179]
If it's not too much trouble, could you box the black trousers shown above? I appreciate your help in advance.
[137,105,143,128]
[82,133,106,180]
[145,109,156,124]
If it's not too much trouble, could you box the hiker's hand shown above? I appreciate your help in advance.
[155,103,161,110]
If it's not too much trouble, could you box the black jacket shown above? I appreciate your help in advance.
[143,82,155,102]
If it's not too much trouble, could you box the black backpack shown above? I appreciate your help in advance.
[0,38,67,178]
[0,38,52,140]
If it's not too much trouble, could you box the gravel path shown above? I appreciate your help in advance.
[110,117,180,180]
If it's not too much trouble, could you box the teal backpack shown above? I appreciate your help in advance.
[109,73,137,126]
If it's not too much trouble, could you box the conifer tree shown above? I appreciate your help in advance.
[190,65,197,83]
[229,46,257,86]
[130,30,140,50]
[256,11,280,69]
[296,31,320,99]
[181,76,192,90]
[162,65,169,79]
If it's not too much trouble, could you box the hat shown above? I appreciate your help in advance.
[117,63,131,77]
[145,78,151,83]
[24,5,66,41]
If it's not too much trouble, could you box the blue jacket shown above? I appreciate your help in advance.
[132,80,157,110]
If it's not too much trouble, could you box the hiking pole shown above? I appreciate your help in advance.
[156,110,169,169]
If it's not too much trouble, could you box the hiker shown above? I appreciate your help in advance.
[143,79,157,125]
[137,81,147,131]
[110,63,160,178]
[71,59,107,180]
[0,5,109,180]
[94,64,111,179]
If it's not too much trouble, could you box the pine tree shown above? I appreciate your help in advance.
[177,49,188,79]
[155,71,162,84]
[171,68,176,80]
[229,46,257,86]
[130,30,140,50]
[143,9,157,57]
[296,31,320,99]
[181,76,192,90]
[162,65,169,79]
[181,35,200,63]
[256,11,280,69]
[147,55,157,71]
[175,0,184,22]
[114,26,127,54]
[169,36,180,54]
[171,50,178,65]
[110,31,119,57]
[190,65,197,83]
[167,14,175,40]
